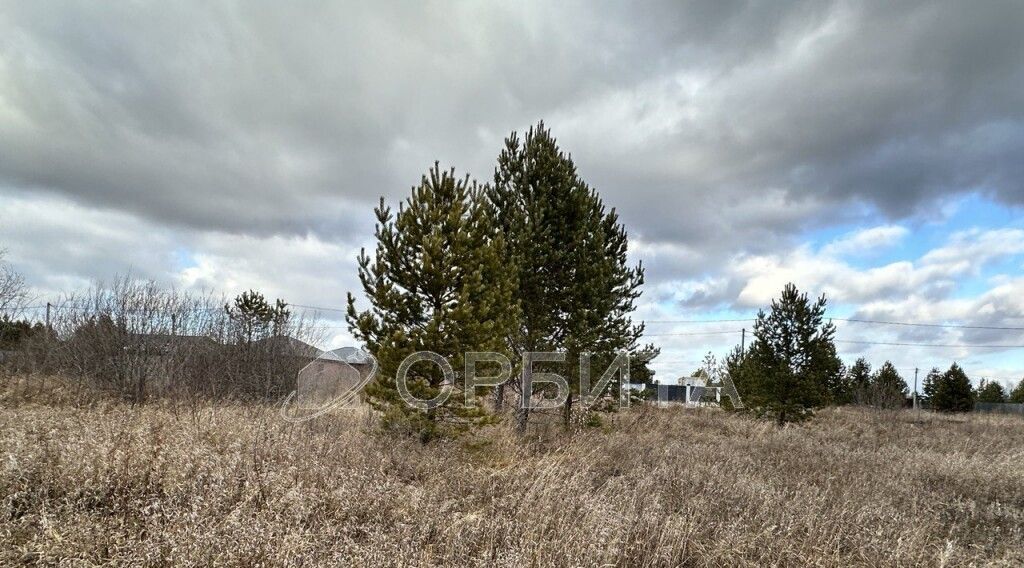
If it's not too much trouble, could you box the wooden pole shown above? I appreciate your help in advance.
[913,367,919,410]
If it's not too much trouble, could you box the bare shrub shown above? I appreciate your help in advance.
[12,276,323,401]
[0,250,30,317]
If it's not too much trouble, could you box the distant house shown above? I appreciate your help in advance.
[124,333,373,401]
[252,335,322,359]
[294,347,374,407]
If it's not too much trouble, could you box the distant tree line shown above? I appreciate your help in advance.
[721,282,1023,423]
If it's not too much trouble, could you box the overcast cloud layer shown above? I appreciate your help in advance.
[2,1,1024,385]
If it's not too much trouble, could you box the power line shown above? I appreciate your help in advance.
[290,303,348,313]
[836,339,1024,349]
[833,317,1024,331]
[643,318,755,324]
[643,315,1024,330]
[645,330,743,337]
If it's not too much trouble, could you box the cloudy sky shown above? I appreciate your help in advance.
[2,1,1023,388]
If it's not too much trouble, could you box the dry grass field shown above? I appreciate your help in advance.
[2,381,1023,566]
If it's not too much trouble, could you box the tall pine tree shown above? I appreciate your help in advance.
[921,367,942,406]
[870,361,909,408]
[743,283,842,424]
[976,379,1007,403]
[1010,379,1024,404]
[931,363,975,412]
[347,163,518,441]
[485,123,654,432]
[848,357,873,405]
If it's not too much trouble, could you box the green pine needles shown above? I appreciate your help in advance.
[346,163,518,441]
[347,123,655,439]
[486,123,655,432]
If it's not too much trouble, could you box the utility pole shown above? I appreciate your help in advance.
[740,328,746,355]
[45,302,52,333]
[913,367,919,410]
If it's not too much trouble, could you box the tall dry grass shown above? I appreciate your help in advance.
[1,384,1023,566]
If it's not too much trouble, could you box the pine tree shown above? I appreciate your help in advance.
[721,345,750,411]
[485,123,654,432]
[347,163,518,441]
[225,290,290,344]
[921,367,942,406]
[827,362,853,405]
[870,361,909,408]
[0,316,44,349]
[931,363,975,412]
[976,379,1007,403]
[744,283,842,424]
[1009,379,1024,404]
[848,357,873,405]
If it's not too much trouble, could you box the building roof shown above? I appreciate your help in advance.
[253,335,322,358]
[326,346,373,364]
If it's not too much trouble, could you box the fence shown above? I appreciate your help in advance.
[974,402,1024,415]
[640,383,721,406]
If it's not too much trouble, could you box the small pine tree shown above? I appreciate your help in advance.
[931,363,975,412]
[1010,379,1024,404]
[744,283,842,424]
[976,379,1008,403]
[869,361,909,408]
[824,361,853,405]
[848,358,873,405]
[225,290,290,344]
[347,163,518,441]
[921,367,942,406]
[721,345,749,411]
[0,316,44,349]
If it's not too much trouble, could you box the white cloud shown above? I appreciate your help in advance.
[0,189,367,348]
[822,225,908,256]
[728,226,1024,308]
[919,228,1024,273]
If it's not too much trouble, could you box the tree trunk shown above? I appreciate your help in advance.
[515,362,532,435]
[135,371,146,404]
[495,382,505,412]
[562,393,573,431]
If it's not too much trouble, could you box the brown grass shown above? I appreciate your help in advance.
[2,385,1023,566]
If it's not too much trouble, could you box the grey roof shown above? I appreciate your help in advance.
[326,346,373,364]
[253,335,322,358]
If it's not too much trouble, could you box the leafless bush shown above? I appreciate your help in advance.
[853,383,908,409]
[12,276,324,401]
[0,250,30,317]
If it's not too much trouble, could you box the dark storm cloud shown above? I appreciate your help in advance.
[548,0,1024,253]
[0,1,659,236]
[1,0,1023,276]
